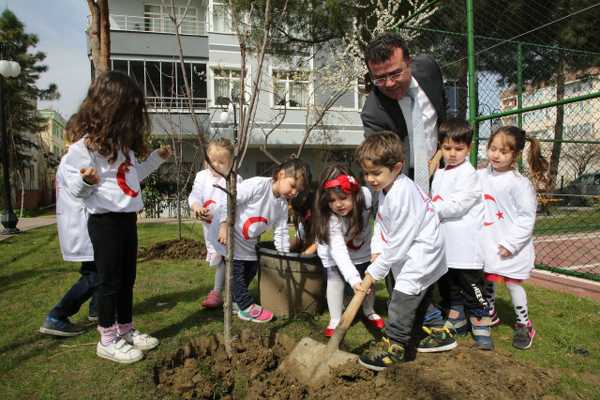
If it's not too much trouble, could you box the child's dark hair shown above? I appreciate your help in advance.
[66,71,149,164]
[314,164,366,245]
[290,189,316,249]
[438,118,473,146]
[272,158,311,190]
[364,32,410,66]
[355,131,404,169]
[488,126,550,190]
[208,138,234,157]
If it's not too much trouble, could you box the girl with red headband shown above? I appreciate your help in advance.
[314,164,384,337]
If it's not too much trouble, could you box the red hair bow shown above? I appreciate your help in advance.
[323,175,359,194]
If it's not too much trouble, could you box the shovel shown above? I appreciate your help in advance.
[279,274,375,387]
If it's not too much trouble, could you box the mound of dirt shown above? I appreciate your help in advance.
[138,239,207,260]
[154,330,559,400]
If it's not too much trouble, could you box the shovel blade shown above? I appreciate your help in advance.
[279,337,358,387]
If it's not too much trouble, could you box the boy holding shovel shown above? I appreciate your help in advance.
[355,131,456,371]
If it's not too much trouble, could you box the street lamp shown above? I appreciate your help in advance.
[0,47,22,235]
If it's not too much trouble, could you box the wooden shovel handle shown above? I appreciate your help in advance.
[327,274,375,351]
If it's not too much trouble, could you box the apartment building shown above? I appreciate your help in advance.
[103,0,366,179]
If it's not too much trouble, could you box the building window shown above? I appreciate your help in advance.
[273,71,311,108]
[212,0,232,33]
[110,59,207,110]
[144,3,202,35]
[213,68,241,105]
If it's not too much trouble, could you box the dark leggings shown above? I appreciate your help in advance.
[88,212,137,328]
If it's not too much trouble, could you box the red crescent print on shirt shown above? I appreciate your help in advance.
[482,193,503,227]
[432,194,443,202]
[202,200,216,224]
[116,162,139,197]
[346,238,364,251]
[242,216,269,240]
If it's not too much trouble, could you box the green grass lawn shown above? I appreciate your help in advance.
[535,207,600,235]
[1,223,599,399]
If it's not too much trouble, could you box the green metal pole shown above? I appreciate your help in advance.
[466,0,478,165]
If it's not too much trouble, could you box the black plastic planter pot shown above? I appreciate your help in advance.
[256,241,325,318]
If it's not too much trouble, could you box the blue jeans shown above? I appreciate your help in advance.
[48,261,99,320]
[232,259,258,310]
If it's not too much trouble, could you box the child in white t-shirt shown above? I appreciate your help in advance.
[188,138,241,309]
[218,159,311,323]
[431,119,492,350]
[314,164,383,337]
[479,126,549,350]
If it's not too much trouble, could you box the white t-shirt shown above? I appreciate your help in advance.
[219,176,290,261]
[61,138,164,214]
[188,169,242,257]
[317,187,372,287]
[57,143,165,260]
[431,161,484,270]
[367,175,447,295]
[477,167,537,280]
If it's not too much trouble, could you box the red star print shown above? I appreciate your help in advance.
[496,211,504,220]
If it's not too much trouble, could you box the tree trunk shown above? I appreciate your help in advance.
[223,171,237,358]
[98,0,111,73]
[549,56,565,190]
[87,0,111,77]
[16,170,24,219]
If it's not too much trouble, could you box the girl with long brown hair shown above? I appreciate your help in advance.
[314,164,384,337]
[61,71,171,363]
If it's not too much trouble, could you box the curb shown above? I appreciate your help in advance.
[529,269,600,302]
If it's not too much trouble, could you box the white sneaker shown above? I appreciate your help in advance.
[96,339,143,364]
[121,329,159,351]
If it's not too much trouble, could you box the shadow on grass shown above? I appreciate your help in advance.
[134,286,223,339]
[0,229,58,267]
[0,267,74,292]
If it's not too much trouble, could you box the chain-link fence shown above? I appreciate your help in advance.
[402,0,600,281]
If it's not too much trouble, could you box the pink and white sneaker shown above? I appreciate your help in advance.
[238,304,273,323]
[201,290,224,309]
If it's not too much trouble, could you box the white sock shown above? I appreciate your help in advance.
[484,281,497,313]
[506,282,529,325]
[362,291,376,317]
[326,268,345,329]
[213,260,225,292]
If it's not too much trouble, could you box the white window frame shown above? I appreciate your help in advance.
[271,69,312,109]
[209,64,251,108]
[209,0,233,34]
[143,2,201,35]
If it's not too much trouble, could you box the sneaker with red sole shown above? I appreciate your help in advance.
[238,304,273,323]
[201,290,223,309]
[513,320,536,350]
[367,313,385,329]
[323,327,335,337]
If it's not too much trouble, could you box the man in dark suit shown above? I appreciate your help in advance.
[361,32,446,190]
[360,33,455,355]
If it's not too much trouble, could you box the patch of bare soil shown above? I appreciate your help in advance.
[139,239,207,261]
[155,329,559,400]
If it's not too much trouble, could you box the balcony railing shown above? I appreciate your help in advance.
[146,96,208,111]
[110,14,206,36]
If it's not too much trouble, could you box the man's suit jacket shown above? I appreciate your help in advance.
[361,54,446,140]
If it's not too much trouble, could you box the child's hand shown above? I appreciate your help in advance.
[352,283,366,295]
[80,168,99,185]
[218,223,228,245]
[301,243,317,256]
[199,208,212,223]
[157,145,172,160]
[370,253,380,262]
[498,245,512,258]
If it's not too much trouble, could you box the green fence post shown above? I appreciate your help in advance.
[466,0,478,166]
